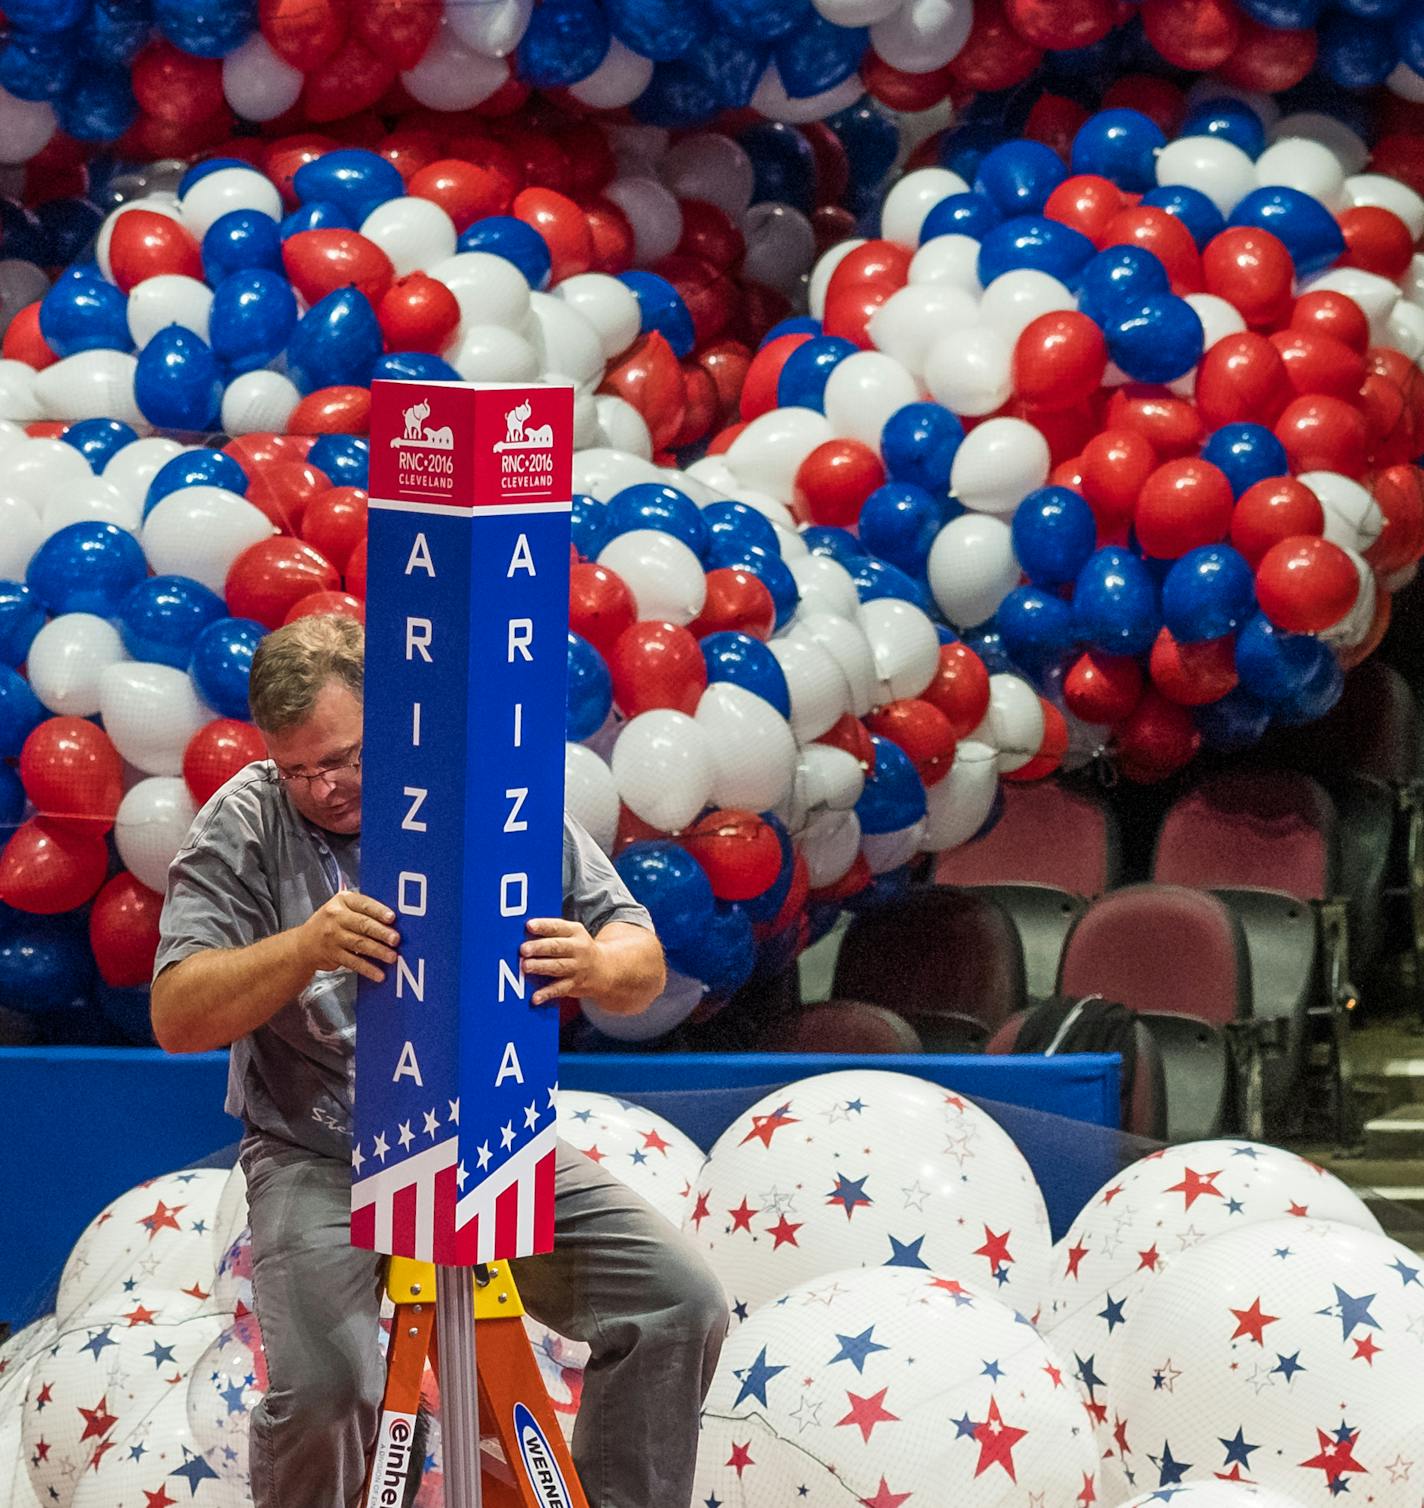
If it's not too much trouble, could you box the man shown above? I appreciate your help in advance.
[152,614,728,1508]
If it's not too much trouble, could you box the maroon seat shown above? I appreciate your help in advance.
[832,885,1026,1049]
[758,1001,924,1054]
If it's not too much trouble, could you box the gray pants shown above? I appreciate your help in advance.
[239,1130,728,1508]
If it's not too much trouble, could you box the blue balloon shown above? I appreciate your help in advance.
[1139,185,1225,251]
[702,500,780,557]
[286,287,383,394]
[1077,244,1170,325]
[0,763,24,832]
[0,917,94,1013]
[614,842,716,951]
[607,483,709,558]
[920,191,1001,244]
[604,0,701,57]
[1106,295,1204,384]
[0,663,45,757]
[827,100,899,196]
[701,631,791,717]
[1180,99,1267,159]
[996,586,1075,667]
[457,215,552,288]
[740,121,816,213]
[618,271,695,357]
[880,402,963,492]
[715,542,799,629]
[741,813,793,924]
[1319,13,1398,87]
[1195,686,1272,753]
[0,200,46,264]
[1234,611,1335,703]
[372,352,462,383]
[776,335,857,410]
[3,0,87,32]
[1070,108,1166,192]
[977,215,1096,287]
[708,0,808,42]
[856,736,927,835]
[202,208,283,284]
[191,617,266,719]
[774,12,866,97]
[802,526,867,566]
[1273,653,1345,725]
[97,980,157,1044]
[153,0,255,56]
[39,275,130,356]
[27,521,146,616]
[119,575,226,668]
[1236,0,1323,21]
[280,202,354,239]
[936,120,1007,184]
[975,140,1068,218]
[145,449,249,517]
[38,195,99,258]
[61,418,136,473]
[688,30,766,110]
[1338,0,1404,16]
[762,316,822,342]
[1073,546,1159,656]
[571,494,612,559]
[1200,424,1290,499]
[850,556,934,614]
[87,0,151,63]
[134,326,223,431]
[1,33,78,104]
[962,624,1016,674]
[631,59,721,127]
[292,148,403,223]
[0,582,44,667]
[517,0,611,86]
[308,434,368,489]
[567,632,612,741]
[1229,187,1347,277]
[1161,546,1256,643]
[669,901,755,995]
[1012,485,1097,586]
[57,63,137,140]
[209,268,298,375]
[859,483,945,577]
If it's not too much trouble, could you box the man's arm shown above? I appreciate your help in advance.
[520,918,666,1016]
[152,892,401,1054]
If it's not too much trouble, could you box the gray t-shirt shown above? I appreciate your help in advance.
[154,761,653,1160]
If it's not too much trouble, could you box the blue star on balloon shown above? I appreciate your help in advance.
[629,1148,648,1165]
[884,1234,928,1268]
[169,1446,220,1495]
[844,1098,866,1114]
[1098,1293,1128,1332]
[1150,1442,1191,1486]
[1074,1353,1104,1392]
[1230,1146,1260,1159]
[980,1358,1003,1380]
[829,1326,889,1374]
[145,1340,177,1368]
[127,1442,147,1462]
[731,1299,749,1322]
[1272,1350,1306,1382]
[1219,1426,1259,1468]
[1225,1198,1244,1215]
[1273,1246,1295,1260]
[80,1326,117,1360]
[1389,1257,1421,1288]
[704,1496,723,1508]
[121,1277,137,1292]
[1146,1491,1188,1503]
[826,1171,873,1219]
[570,1108,594,1122]
[1329,1285,1381,1341]
[732,1345,787,1408]
[1333,1418,1357,1444]
[221,1379,248,1415]
[953,1411,978,1439]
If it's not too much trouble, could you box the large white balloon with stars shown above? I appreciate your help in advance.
[694,1264,1096,1508]
[555,1090,706,1227]
[682,1071,1051,1325]
[1112,1484,1313,1508]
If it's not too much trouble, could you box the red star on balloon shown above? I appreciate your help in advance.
[1165,1167,1223,1209]
[32,1439,49,1462]
[138,1200,185,1239]
[34,1382,53,1409]
[1112,1416,1131,1456]
[726,1442,754,1477]
[1353,1334,1382,1365]
[944,1094,967,1110]
[1301,1426,1367,1491]
[1077,1471,1097,1505]
[123,1303,158,1327]
[860,1478,913,1508]
[765,1215,803,1249]
[930,1277,971,1298]
[689,1191,711,1229]
[582,1144,606,1163]
[728,1197,759,1233]
[972,1397,1028,1481]
[640,1127,672,1155]
[1137,1244,1160,1271]
[78,1396,118,1441]
[1064,1241,1090,1279]
[1043,1362,1063,1389]
[1229,1296,1280,1346]
[1286,1201,1309,1217]
[1215,1465,1254,1484]
[181,1282,210,1301]
[144,1487,178,1508]
[89,1437,117,1472]
[1100,1184,1124,1204]
[836,1386,900,1443]
[974,1225,1014,1274]
[739,1102,800,1148]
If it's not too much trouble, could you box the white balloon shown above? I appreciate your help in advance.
[1299,470,1383,555]
[0,86,55,164]
[223,32,304,120]
[1400,251,1424,305]
[1271,111,1369,176]
[695,682,798,810]
[971,673,1046,774]
[607,123,670,177]
[26,613,128,716]
[1170,293,1247,396]
[115,777,198,893]
[4,436,91,509]
[1344,171,1424,241]
[1387,298,1424,363]
[1154,136,1258,217]
[597,530,706,624]
[951,416,1050,515]
[31,351,143,425]
[739,202,817,297]
[1254,136,1346,213]
[870,0,973,69]
[449,323,541,383]
[924,323,1012,417]
[659,133,756,219]
[220,369,301,435]
[724,407,832,501]
[880,167,969,247]
[813,0,899,24]
[554,274,640,361]
[1389,59,1424,102]
[568,38,655,110]
[0,258,50,329]
[927,512,1019,627]
[788,552,860,620]
[923,739,999,850]
[860,596,940,700]
[0,494,43,578]
[565,742,619,853]
[978,268,1075,342]
[360,196,457,276]
[101,436,184,501]
[403,20,509,108]
[42,476,140,535]
[142,485,275,594]
[431,252,531,328]
[0,357,40,422]
[822,350,919,449]
[808,238,867,319]
[127,277,214,347]
[798,740,864,811]
[768,635,850,742]
[867,283,978,379]
[862,817,928,873]
[593,395,654,457]
[572,446,662,499]
[180,166,282,237]
[602,176,683,267]
[1319,547,1377,649]
[444,0,531,55]
[528,293,605,388]
[611,710,715,832]
[750,64,863,125]
[792,610,878,717]
[99,663,211,776]
[797,806,861,886]
[732,488,797,531]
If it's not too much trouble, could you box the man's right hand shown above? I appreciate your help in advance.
[299,892,400,983]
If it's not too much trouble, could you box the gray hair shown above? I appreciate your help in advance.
[248,614,364,733]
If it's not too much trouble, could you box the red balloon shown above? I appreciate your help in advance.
[408,157,517,230]
[803,120,850,209]
[1274,394,1370,479]
[1102,74,1186,134]
[817,712,877,773]
[1101,205,1203,294]
[676,199,746,272]
[794,439,885,528]
[226,538,341,629]
[1231,476,1325,566]
[512,187,592,284]
[599,332,686,451]
[670,361,720,451]
[1361,345,1424,464]
[557,120,616,197]
[132,42,225,126]
[682,809,782,901]
[738,332,810,422]
[1013,311,1107,411]
[183,718,266,806]
[1202,227,1294,328]
[655,253,736,350]
[1,301,57,369]
[288,386,372,435]
[921,642,991,739]
[1103,386,1204,459]
[861,50,956,110]
[689,567,777,641]
[1005,0,1113,49]
[107,209,203,294]
[1044,174,1125,245]
[607,621,706,716]
[284,590,365,625]
[19,717,123,835]
[301,35,396,123]
[822,282,895,348]
[1079,427,1157,537]
[1269,328,1367,402]
[377,272,460,354]
[1216,15,1317,91]
[1290,289,1370,354]
[1134,457,1235,558]
[263,133,339,208]
[282,229,394,307]
[1009,397,1102,467]
[948,0,1043,89]
[570,561,636,659]
[1140,0,1239,69]
[375,127,443,182]
[1115,690,1201,783]
[301,486,368,573]
[1023,94,1091,162]
[1366,465,1424,574]
[244,460,331,533]
[351,0,439,68]
[260,0,346,70]
[344,536,368,599]
[1149,629,1239,706]
[0,818,108,914]
[89,871,164,988]
[582,196,636,275]
[1193,332,1292,430]
[1063,650,1144,724]
[825,241,912,300]
[1255,535,1360,633]
[1338,205,1414,282]
[864,699,957,785]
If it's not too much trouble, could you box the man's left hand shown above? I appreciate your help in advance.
[520,918,607,1005]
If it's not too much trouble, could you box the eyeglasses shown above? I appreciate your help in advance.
[271,742,363,792]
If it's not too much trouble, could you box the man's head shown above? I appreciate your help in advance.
[249,614,364,835]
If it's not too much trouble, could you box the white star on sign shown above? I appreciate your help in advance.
[456,1162,468,1190]
[448,1099,460,1126]
[500,1122,516,1150]
[547,1083,558,1107]
[423,1108,440,1139]
[398,1121,415,1152]
[477,1141,492,1171]
[351,1144,365,1174]
[524,1101,540,1131]
[373,1131,390,1163]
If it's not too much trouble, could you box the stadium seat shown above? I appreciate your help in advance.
[831,885,1027,1049]
[932,781,1120,997]
[1056,885,1247,1140]
[757,1001,924,1054]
